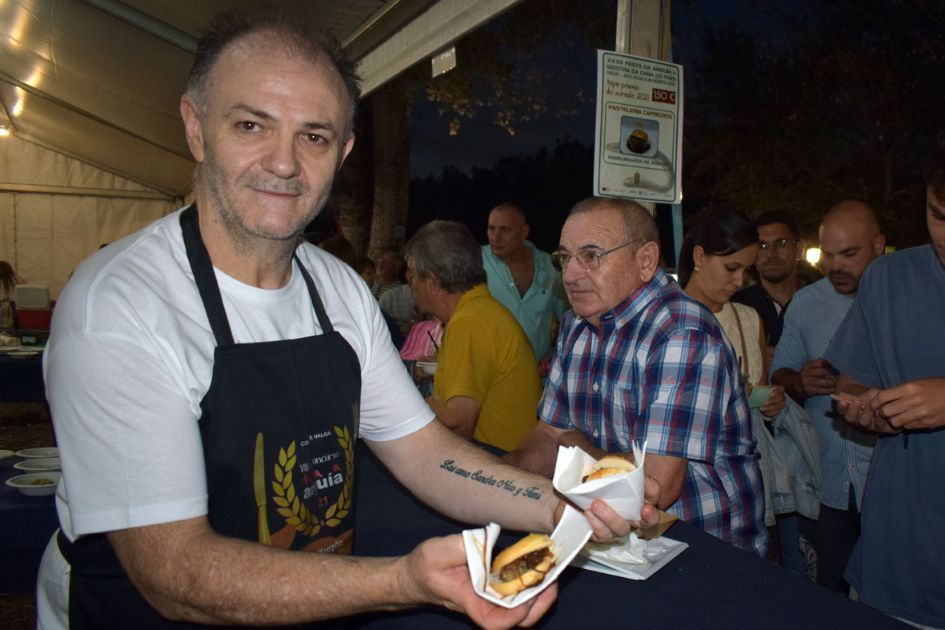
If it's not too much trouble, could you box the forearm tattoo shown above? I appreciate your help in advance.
[439,458,543,500]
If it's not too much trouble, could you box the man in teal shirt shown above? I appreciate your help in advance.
[482,203,568,374]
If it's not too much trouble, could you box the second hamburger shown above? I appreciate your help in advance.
[581,455,637,483]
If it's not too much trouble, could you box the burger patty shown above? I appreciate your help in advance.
[498,548,554,582]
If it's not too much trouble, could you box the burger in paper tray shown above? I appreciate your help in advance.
[462,505,593,607]
[552,443,647,521]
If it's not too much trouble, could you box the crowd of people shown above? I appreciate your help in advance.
[30,8,944,630]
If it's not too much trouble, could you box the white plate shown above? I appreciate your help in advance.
[14,457,61,471]
[5,471,60,496]
[5,349,41,358]
[415,361,437,376]
[573,535,688,580]
[16,447,59,459]
[0,449,14,460]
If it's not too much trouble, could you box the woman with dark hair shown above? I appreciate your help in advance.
[679,206,784,418]
[681,207,821,575]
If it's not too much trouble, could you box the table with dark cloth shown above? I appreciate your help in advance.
[0,442,905,628]
[351,447,903,629]
[0,456,59,592]
[0,350,45,403]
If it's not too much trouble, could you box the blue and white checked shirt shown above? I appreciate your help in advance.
[539,268,767,556]
[771,277,874,511]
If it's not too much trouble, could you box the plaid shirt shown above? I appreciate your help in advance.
[539,268,767,556]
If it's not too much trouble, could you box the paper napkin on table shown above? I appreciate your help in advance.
[575,533,689,580]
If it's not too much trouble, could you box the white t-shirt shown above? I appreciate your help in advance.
[44,208,433,541]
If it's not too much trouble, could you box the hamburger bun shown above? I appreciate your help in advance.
[490,533,556,597]
[582,455,637,483]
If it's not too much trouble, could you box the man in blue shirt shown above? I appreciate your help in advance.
[482,203,567,374]
[771,200,885,593]
[828,152,945,628]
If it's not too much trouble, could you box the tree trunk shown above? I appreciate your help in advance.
[332,98,374,257]
[368,77,410,259]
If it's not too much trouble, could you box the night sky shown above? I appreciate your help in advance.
[407,0,787,180]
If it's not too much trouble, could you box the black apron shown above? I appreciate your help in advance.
[60,205,361,628]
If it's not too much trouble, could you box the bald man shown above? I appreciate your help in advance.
[482,203,567,373]
[770,200,885,592]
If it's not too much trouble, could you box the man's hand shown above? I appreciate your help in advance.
[833,389,896,433]
[401,534,557,629]
[871,378,945,431]
[759,385,786,419]
[799,358,839,397]
[577,472,663,542]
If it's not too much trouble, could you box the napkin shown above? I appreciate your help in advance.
[575,534,689,580]
[552,443,647,521]
[463,504,592,608]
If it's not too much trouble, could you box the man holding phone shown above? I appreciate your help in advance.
[770,200,885,593]
[825,151,945,628]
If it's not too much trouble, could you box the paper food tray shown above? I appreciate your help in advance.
[553,443,647,521]
[462,504,592,608]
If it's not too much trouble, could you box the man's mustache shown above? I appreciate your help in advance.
[246,176,305,195]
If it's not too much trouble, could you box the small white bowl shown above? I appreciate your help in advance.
[5,471,60,496]
[16,447,59,459]
[14,457,61,472]
[0,449,14,461]
[416,361,437,376]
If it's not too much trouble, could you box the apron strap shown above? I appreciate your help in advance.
[294,253,334,334]
[181,204,334,344]
[180,205,235,347]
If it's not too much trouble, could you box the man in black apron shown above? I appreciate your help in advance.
[38,12,648,630]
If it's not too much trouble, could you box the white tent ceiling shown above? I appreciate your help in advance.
[0,0,519,200]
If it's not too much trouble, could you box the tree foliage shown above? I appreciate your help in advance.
[418,0,614,136]
[681,0,945,245]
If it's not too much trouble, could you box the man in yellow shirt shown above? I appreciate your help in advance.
[405,220,540,451]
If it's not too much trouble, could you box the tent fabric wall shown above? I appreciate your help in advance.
[0,136,180,299]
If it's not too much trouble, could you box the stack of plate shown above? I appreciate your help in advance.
[14,457,61,472]
[16,447,59,459]
[3,447,61,496]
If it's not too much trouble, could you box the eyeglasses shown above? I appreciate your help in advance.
[758,238,797,251]
[551,239,643,272]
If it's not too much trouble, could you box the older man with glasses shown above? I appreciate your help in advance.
[506,197,767,557]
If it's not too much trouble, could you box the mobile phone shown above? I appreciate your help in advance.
[830,391,860,405]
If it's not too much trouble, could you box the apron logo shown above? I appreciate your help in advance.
[271,426,354,538]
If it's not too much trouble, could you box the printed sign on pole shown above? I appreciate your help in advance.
[593,50,683,203]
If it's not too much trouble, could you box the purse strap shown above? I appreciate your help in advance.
[730,303,750,380]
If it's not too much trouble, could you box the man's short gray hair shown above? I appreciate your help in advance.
[569,197,660,244]
[185,11,361,137]
[405,221,486,293]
